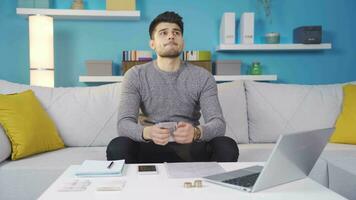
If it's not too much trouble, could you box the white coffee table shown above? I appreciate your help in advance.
[39,162,346,200]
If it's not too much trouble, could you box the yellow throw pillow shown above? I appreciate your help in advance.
[330,84,356,144]
[0,90,64,160]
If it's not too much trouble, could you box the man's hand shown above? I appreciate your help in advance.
[143,125,170,145]
[173,122,194,144]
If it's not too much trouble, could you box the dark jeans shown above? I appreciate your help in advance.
[106,136,239,163]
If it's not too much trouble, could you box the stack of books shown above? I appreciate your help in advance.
[121,50,153,74]
[182,50,212,73]
[182,50,211,61]
[122,50,152,62]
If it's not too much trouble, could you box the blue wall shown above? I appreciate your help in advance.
[0,0,355,87]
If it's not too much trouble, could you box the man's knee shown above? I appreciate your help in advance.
[209,136,239,162]
[106,137,138,162]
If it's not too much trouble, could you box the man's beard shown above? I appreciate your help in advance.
[157,42,182,58]
[158,49,182,58]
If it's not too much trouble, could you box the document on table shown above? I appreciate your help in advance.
[164,162,225,178]
[57,179,91,192]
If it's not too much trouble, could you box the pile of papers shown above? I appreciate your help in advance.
[165,162,225,178]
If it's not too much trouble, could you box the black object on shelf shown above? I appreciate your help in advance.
[293,26,322,44]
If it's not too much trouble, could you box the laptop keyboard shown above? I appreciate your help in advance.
[222,173,260,188]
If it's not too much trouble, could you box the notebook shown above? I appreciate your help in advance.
[75,160,125,177]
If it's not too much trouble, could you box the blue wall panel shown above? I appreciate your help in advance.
[0,0,355,86]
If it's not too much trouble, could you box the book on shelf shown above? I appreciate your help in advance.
[121,50,153,75]
[182,50,211,61]
[122,50,152,62]
[121,50,212,74]
[75,160,125,177]
[121,60,212,74]
[182,50,212,73]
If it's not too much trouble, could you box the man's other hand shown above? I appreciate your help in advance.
[143,125,170,145]
[173,122,194,144]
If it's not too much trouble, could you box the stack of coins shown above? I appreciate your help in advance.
[183,180,203,188]
[193,180,202,188]
[71,0,84,9]
[184,182,193,188]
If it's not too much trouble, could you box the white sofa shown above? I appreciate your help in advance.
[1,79,356,200]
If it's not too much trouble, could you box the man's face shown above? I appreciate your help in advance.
[150,22,184,58]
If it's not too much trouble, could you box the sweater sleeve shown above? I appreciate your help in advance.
[199,73,226,141]
[117,68,145,142]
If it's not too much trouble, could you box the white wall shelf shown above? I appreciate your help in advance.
[214,75,277,81]
[79,76,125,82]
[16,8,140,20]
[216,43,332,51]
[79,75,277,83]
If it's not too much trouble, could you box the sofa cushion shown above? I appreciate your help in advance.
[0,126,11,163]
[0,147,106,200]
[0,147,106,171]
[0,90,64,160]
[238,142,356,162]
[0,80,121,147]
[245,81,344,143]
[237,142,356,187]
[327,156,356,200]
[330,84,356,144]
[238,143,274,161]
[216,81,249,143]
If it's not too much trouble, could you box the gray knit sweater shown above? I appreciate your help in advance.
[117,61,226,142]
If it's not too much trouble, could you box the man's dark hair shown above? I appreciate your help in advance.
[149,11,184,39]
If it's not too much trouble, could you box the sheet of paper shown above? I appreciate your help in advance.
[95,180,126,191]
[165,162,225,178]
[57,179,91,192]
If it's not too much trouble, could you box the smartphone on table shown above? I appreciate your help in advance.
[137,165,158,175]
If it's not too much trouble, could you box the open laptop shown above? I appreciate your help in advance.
[203,128,334,192]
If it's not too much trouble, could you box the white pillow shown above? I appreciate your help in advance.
[245,81,345,143]
[216,81,249,143]
[0,80,121,147]
[0,125,11,163]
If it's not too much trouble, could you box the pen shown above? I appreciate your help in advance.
[107,161,114,169]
